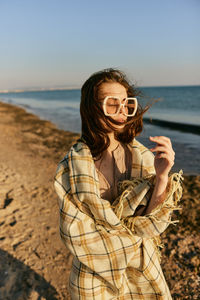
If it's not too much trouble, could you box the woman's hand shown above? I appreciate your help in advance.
[144,136,175,214]
[149,136,175,179]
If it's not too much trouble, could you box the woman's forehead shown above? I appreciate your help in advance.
[97,82,127,97]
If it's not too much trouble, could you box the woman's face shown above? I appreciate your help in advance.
[97,82,128,130]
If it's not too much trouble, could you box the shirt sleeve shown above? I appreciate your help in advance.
[54,158,143,290]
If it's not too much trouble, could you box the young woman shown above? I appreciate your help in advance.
[54,69,183,299]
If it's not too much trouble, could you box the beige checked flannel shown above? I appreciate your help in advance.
[54,139,183,299]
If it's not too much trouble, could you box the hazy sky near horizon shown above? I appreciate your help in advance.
[0,0,200,90]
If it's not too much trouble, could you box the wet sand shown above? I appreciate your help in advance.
[0,102,199,299]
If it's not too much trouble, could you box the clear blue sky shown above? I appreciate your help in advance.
[0,0,199,90]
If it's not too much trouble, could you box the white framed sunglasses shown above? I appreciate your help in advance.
[102,96,138,117]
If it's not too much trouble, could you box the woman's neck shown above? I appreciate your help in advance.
[107,132,120,153]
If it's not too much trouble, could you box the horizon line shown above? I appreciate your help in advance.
[0,83,200,94]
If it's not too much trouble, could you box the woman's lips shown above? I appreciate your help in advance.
[117,118,126,123]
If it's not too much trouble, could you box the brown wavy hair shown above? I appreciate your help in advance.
[80,68,149,158]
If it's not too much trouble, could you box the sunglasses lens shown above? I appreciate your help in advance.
[105,97,120,115]
[124,99,136,116]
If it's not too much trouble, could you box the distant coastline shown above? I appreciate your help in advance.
[0,86,81,94]
[0,84,200,94]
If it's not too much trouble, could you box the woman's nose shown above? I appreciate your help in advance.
[119,104,126,114]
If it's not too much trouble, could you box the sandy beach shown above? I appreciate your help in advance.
[0,101,199,299]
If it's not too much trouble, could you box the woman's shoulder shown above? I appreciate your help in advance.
[55,140,98,184]
[59,139,92,165]
[69,139,89,153]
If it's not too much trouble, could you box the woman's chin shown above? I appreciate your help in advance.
[106,118,127,131]
[114,124,126,131]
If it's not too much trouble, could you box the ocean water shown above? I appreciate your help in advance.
[141,86,200,126]
[0,86,200,174]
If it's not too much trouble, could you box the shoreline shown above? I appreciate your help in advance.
[0,94,200,136]
[0,101,199,299]
[1,100,199,175]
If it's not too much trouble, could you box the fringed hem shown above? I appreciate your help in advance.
[112,170,184,261]
[148,169,184,216]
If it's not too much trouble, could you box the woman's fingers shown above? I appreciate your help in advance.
[149,136,172,148]
[155,152,174,163]
[149,136,175,166]
[150,145,170,153]
[150,135,171,144]
[149,136,175,176]
[150,136,175,156]
[155,153,175,166]
[150,146,175,159]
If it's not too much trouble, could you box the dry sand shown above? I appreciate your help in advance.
[0,102,199,299]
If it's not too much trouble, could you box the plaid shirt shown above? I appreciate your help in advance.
[54,139,183,299]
